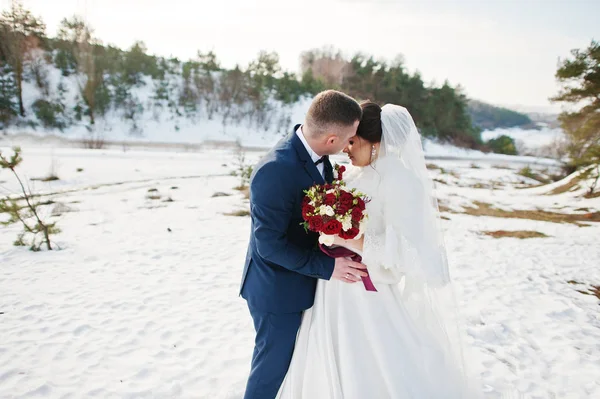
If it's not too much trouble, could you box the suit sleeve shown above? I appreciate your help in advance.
[250,162,335,280]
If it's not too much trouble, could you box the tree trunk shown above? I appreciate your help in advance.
[15,59,25,117]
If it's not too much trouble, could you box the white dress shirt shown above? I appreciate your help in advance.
[296,125,324,178]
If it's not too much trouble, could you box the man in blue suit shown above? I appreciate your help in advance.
[240,90,368,399]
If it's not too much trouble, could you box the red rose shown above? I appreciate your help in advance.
[340,227,360,239]
[356,197,366,211]
[309,216,324,232]
[302,203,315,218]
[336,202,351,215]
[324,193,336,206]
[339,191,354,208]
[351,207,363,222]
[322,219,342,235]
[337,165,346,181]
[302,196,310,205]
[324,184,334,191]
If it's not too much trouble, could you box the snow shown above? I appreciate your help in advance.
[6,60,313,149]
[481,127,565,157]
[1,145,598,398]
[422,139,560,166]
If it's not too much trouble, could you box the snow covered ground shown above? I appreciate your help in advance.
[0,145,598,399]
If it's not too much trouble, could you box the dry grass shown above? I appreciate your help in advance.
[82,134,106,149]
[212,192,232,198]
[240,187,250,200]
[584,190,600,199]
[515,182,545,190]
[574,207,590,212]
[233,185,251,199]
[460,201,600,224]
[31,175,60,182]
[469,183,488,189]
[482,230,548,239]
[518,166,550,183]
[224,209,250,217]
[426,163,441,170]
[437,203,451,213]
[547,175,583,195]
[568,281,600,301]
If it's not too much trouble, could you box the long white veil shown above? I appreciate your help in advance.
[379,104,451,285]
[379,104,479,395]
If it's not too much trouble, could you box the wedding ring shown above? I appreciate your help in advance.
[345,273,351,279]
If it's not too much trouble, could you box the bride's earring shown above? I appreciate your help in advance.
[370,145,377,162]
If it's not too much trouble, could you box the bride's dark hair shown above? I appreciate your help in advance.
[356,101,382,143]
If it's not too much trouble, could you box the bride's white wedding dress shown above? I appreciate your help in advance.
[277,105,478,399]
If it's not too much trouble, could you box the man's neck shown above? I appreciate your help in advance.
[300,125,324,157]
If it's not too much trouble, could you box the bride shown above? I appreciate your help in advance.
[277,102,479,398]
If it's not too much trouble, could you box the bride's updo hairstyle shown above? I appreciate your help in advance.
[356,101,383,143]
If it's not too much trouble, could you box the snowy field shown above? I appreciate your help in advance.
[1,145,599,399]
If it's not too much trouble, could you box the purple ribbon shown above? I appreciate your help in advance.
[319,244,378,292]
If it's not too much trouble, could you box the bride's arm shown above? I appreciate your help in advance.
[357,163,416,283]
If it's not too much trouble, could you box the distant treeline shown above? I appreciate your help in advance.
[1,2,530,152]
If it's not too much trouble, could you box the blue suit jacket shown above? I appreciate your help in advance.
[240,126,335,314]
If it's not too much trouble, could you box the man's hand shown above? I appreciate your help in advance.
[331,257,368,283]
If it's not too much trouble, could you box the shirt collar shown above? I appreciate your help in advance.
[295,125,322,164]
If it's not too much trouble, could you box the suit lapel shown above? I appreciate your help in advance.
[291,125,325,185]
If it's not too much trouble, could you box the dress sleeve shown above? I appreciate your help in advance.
[360,161,411,284]
[362,223,404,284]
[362,158,449,287]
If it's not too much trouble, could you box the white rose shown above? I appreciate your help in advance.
[319,205,335,216]
[341,216,352,231]
[319,234,335,246]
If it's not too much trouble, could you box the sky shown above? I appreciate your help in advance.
[2,0,599,112]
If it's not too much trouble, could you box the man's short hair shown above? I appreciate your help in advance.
[305,90,362,135]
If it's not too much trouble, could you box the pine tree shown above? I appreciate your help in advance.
[0,0,46,117]
[551,40,600,171]
[57,16,105,126]
[0,147,60,251]
[0,63,18,127]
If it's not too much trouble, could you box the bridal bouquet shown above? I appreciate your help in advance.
[301,165,377,292]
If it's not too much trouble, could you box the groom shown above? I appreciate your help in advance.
[240,90,368,399]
